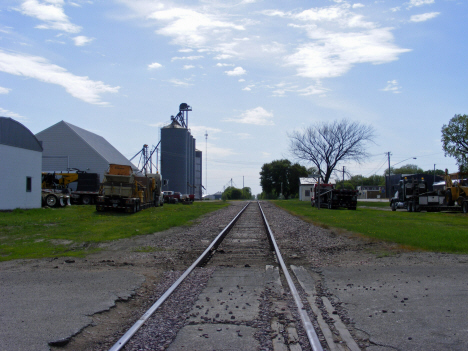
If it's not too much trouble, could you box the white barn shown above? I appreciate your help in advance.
[0,117,43,210]
[36,121,137,181]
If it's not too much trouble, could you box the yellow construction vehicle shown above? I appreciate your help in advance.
[42,170,100,205]
[444,170,468,212]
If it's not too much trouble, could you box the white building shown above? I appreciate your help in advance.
[36,121,137,181]
[299,178,317,201]
[0,117,43,210]
[299,177,336,201]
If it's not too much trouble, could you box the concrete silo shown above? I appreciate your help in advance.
[160,103,200,196]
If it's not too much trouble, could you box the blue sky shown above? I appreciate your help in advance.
[1,0,466,196]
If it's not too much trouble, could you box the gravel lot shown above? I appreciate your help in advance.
[1,201,466,350]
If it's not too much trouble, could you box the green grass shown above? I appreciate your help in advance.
[272,200,468,253]
[0,202,228,261]
[357,201,390,208]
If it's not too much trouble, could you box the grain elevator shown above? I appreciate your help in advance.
[161,103,202,199]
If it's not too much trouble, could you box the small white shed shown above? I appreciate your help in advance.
[299,178,317,201]
[0,117,43,210]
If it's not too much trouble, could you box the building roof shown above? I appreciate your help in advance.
[162,119,185,129]
[37,121,136,169]
[0,117,43,152]
[299,177,317,185]
[299,177,336,185]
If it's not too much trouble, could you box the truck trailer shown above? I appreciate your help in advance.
[96,164,164,213]
[311,183,358,210]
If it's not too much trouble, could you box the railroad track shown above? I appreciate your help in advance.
[109,201,360,351]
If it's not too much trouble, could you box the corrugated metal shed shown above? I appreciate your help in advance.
[36,121,136,180]
[0,117,43,152]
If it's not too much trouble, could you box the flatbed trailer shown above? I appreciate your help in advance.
[390,173,468,213]
[311,183,358,210]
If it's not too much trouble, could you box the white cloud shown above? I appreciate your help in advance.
[285,28,411,79]
[0,107,25,120]
[271,82,328,97]
[407,0,435,8]
[261,42,285,54]
[171,55,203,61]
[410,12,440,22]
[18,0,81,33]
[214,54,233,60]
[167,79,192,87]
[352,3,365,9]
[183,65,194,69]
[297,84,329,96]
[238,79,245,82]
[242,86,251,91]
[225,107,274,125]
[72,35,94,46]
[216,63,234,67]
[0,50,119,105]
[262,10,288,17]
[0,86,11,94]
[225,66,246,76]
[148,62,162,69]
[382,79,401,93]
[147,8,244,47]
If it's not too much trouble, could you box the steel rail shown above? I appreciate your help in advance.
[108,202,251,351]
[257,201,324,351]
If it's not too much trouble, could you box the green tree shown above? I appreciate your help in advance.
[441,114,468,172]
[335,181,355,190]
[348,174,385,189]
[422,169,445,176]
[222,186,252,200]
[259,159,308,199]
[383,164,423,176]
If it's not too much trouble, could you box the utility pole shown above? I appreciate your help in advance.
[205,131,208,195]
[387,152,391,199]
[434,164,436,185]
[342,166,345,186]
[387,152,391,176]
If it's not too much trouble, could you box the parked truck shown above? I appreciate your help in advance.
[42,170,100,205]
[96,164,164,213]
[389,171,468,213]
[311,183,358,210]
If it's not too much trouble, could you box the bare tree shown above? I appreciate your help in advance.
[289,119,375,183]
